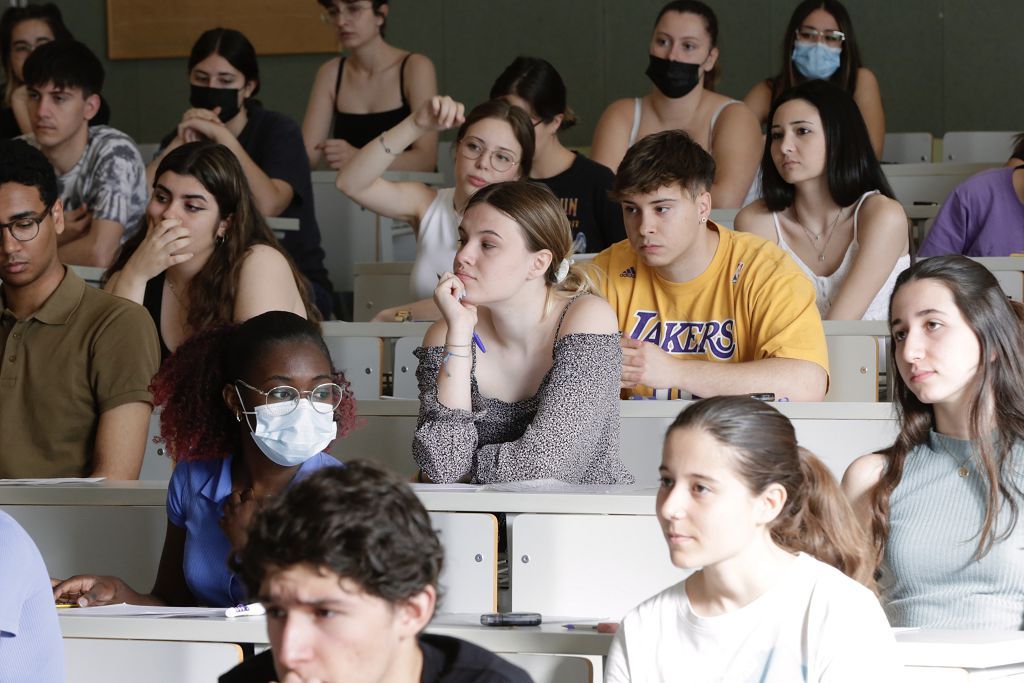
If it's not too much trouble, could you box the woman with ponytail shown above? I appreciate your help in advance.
[607,395,901,682]
[843,255,1024,629]
[413,180,632,484]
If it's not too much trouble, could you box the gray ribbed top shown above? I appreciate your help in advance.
[881,431,1024,629]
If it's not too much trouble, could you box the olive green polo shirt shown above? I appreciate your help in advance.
[0,268,160,478]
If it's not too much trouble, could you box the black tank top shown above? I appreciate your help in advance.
[331,53,412,148]
[142,272,173,360]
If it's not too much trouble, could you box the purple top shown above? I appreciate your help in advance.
[918,166,1024,258]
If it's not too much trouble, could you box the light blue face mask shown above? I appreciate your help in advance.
[792,42,842,80]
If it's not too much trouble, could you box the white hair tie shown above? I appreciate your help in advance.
[555,258,574,284]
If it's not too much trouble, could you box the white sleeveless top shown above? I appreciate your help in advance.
[628,98,760,206]
[411,187,460,300]
[772,190,911,321]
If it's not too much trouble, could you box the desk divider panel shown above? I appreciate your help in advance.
[64,639,242,683]
[3,505,165,589]
[509,513,687,620]
[430,512,498,614]
[499,653,597,683]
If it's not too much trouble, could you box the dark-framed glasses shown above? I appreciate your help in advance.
[459,138,520,173]
[0,203,53,242]
[795,27,845,45]
[235,380,343,416]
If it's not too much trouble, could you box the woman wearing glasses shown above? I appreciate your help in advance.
[104,140,319,359]
[303,0,437,172]
[52,311,356,607]
[590,0,761,208]
[336,95,534,309]
[743,0,885,158]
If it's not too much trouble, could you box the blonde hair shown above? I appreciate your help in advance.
[464,181,600,301]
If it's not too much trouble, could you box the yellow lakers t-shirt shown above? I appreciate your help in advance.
[592,223,829,399]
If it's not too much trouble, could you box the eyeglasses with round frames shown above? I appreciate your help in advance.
[0,203,53,243]
[235,380,343,417]
[459,138,520,173]
[795,27,846,46]
[320,2,372,24]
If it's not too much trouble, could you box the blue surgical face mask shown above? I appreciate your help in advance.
[792,42,842,80]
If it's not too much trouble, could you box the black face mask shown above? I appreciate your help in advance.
[189,84,241,122]
[645,55,701,99]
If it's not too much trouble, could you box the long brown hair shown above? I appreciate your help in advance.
[106,140,319,330]
[870,255,1024,566]
[669,396,875,587]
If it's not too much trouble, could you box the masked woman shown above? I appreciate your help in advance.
[743,0,884,158]
[52,311,356,607]
[146,28,333,317]
[590,0,761,208]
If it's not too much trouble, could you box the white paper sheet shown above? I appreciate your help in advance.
[58,603,227,618]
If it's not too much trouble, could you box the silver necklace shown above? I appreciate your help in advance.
[796,206,844,262]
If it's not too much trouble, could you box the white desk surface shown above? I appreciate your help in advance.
[356,399,897,420]
[59,613,612,656]
[58,613,1024,668]
[894,629,1024,670]
[0,480,168,505]
[0,480,661,515]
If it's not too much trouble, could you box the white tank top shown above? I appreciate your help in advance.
[627,98,760,206]
[772,190,911,321]
[411,187,460,300]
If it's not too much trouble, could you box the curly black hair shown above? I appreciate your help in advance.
[233,460,444,606]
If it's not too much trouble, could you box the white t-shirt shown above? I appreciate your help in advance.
[605,553,902,683]
[411,187,460,300]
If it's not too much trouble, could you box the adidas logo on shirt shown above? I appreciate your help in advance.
[620,267,636,278]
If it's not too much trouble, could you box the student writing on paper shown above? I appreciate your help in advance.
[52,312,354,607]
[220,461,531,683]
[606,396,902,682]
[413,181,633,485]
[843,256,1024,629]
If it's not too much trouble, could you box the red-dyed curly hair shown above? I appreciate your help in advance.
[150,311,356,462]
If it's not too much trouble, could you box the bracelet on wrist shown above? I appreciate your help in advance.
[379,132,402,156]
